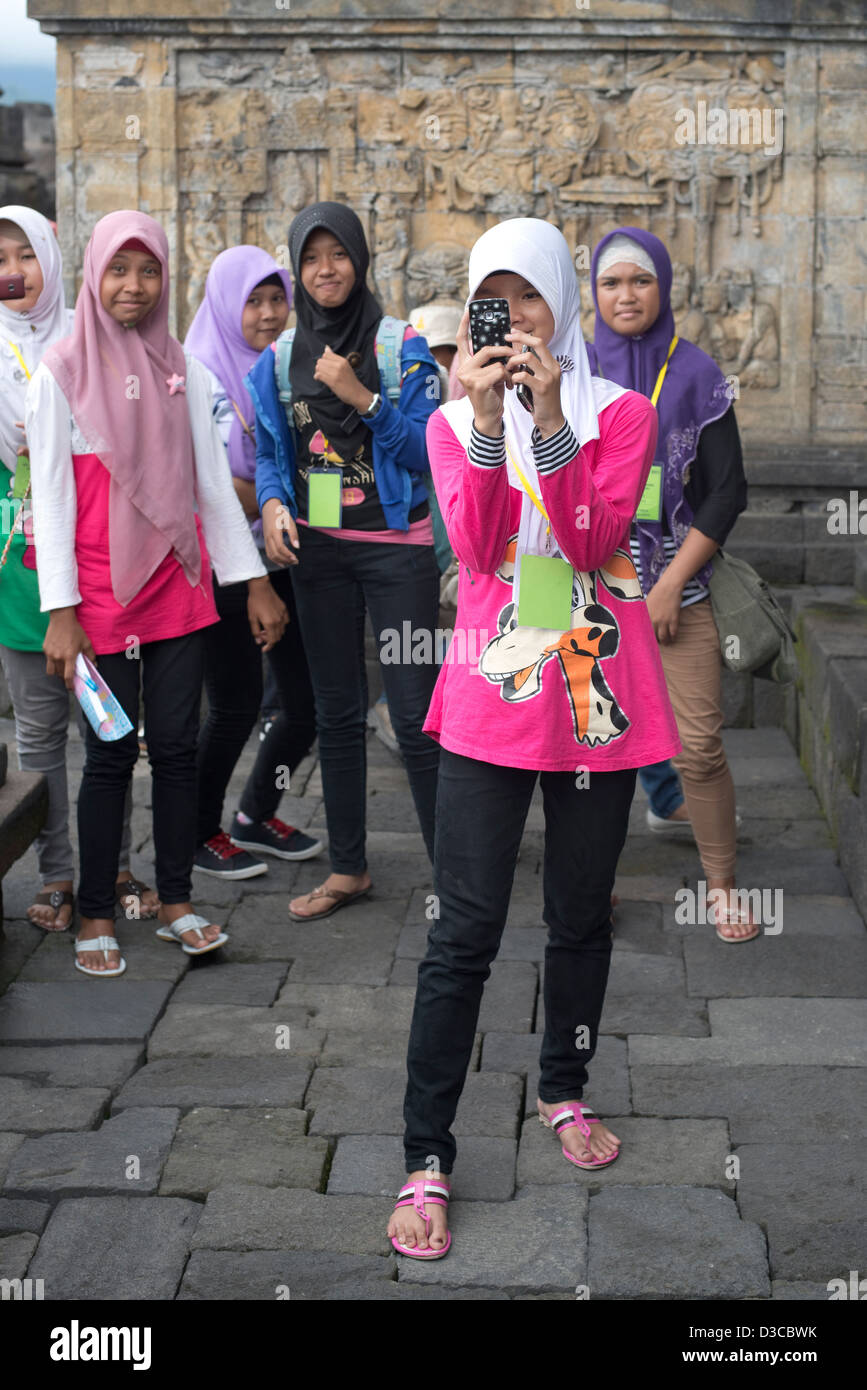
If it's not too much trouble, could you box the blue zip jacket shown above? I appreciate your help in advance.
[245,329,440,530]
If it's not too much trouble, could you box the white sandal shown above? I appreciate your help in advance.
[155,912,228,956]
[74,935,126,977]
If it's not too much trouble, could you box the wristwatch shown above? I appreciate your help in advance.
[362,392,383,419]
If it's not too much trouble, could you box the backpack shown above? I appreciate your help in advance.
[274,315,408,414]
[707,550,798,685]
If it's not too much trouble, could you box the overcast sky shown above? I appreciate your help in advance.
[9,0,56,63]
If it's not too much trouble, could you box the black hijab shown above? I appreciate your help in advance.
[288,202,383,459]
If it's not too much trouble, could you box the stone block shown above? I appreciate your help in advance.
[399,1186,587,1291]
[771,1281,838,1300]
[3,1107,178,1199]
[683,933,867,997]
[588,1186,769,1299]
[828,657,867,790]
[317,1029,481,1071]
[112,1057,312,1113]
[190,1185,393,1256]
[29,1196,201,1300]
[307,1068,522,1139]
[160,1107,327,1199]
[328,1134,516,1202]
[0,1133,25,1186]
[0,1044,143,1090]
[171,961,287,1006]
[0,1232,38,1280]
[147,1003,323,1059]
[517,1116,731,1190]
[736,1143,867,1281]
[610,900,678,956]
[629,999,867,1067]
[18,927,187,983]
[275,983,416,1031]
[0,1198,51,1235]
[0,1076,109,1134]
[476,962,537,1033]
[480,1033,630,1118]
[178,1249,396,1300]
[0,981,174,1044]
[557,952,708,1037]
[630,1064,867,1143]
[284,916,402,986]
[671,893,862,939]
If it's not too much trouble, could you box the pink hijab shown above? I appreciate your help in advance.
[42,210,201,606]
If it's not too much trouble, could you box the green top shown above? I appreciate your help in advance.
[0,458,48,652]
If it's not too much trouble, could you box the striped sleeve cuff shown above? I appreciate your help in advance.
[468,421,506,469]
[532,420,579,475]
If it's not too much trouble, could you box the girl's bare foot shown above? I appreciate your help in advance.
[76,916,121,972]
[289,872,371,921]
[387,1171,450,1253]
[705,879,759,942]
[158,902,223,948]
[537,1099,620,1164]
[27,880,74,932]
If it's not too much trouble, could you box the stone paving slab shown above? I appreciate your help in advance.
[629,999,867,1066]
[536,953,708,1037]
[112,1057,313,1113]
[682,850,850,897]
[630,1064,867,1143]
[160,1107,328,1198]
[516,1116,731,1190]
[0,980,175,1044]
[771,1281,837,1300]
[396,918,551,964]
[328,1134,517,1202]
[171,961,287,1006]
[683,935,867,997]
[3,1107,179,1199]
[284,920,403,987]
[398,1186,587,1291]
[307,1067,523,1138]
[735,1143,866,1281]
[388,959,538,1033]
[317,1029,481,1071]
[663,894,865,939]
[479,1033,630,1117]
[0,1133,25,1185]
[0,1197,51,1235]
[327,1281,512,1300]
[147,1004,324,1059]
[29,1196,201,1299]
[610,901,680,957]
[0,922,42,994]
[0,1231,38,1279]
[0,1044,143,1090]
[190,1185,393,1255]
[178,1249,396,1300]
[18,928,188,983]
[0,1076,109,1134]
[276,983,417,1031]
[587,1186,769,1299]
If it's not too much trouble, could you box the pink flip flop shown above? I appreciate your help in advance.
[539,1101,620,1170]
[390,1179,452,1260]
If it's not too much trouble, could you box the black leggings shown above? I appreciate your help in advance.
[78,631,205,918]
[196,568,317,845]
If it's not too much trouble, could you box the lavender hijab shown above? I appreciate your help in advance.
[587,226,731,592]
[185,246,292,480]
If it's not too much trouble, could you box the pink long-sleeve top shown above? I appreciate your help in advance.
[423,392,681,773]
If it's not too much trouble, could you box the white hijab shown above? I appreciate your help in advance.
[440,218,626,589]
[0,205,71,471]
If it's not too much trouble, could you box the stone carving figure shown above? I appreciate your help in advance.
[185,194,224,325]
[671,261,713,354]
[721,269,780,388]
[372,195,409,318]
[406,242,470,307]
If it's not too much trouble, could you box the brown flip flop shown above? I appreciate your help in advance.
[115,876,160,920]
[288,883,372,922]
[28,889,75,933]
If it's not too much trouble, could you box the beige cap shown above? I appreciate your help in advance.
[409,300,464,349]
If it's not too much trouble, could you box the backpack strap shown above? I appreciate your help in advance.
[275,327,296,408]
[376,316,410,403]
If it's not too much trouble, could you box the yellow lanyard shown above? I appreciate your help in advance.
[504,436,552,544]
[6,339,32,380]
[650,336,678,407]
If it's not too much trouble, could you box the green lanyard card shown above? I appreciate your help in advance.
[635,464,663,523]
[517,553,574,631]
[13,456,30,499]
[307,467,342,528]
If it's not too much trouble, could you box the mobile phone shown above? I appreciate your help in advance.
[0,274,26,301]
[515,344,539,414]
[468,297,511,355]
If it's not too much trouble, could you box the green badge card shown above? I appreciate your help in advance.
[307,467,342,528]
[517,554,574,631]
[635,464,663,522]
[13,456,30,499]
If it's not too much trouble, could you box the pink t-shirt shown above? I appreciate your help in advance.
[423,393,681,773]
[72,453,218,655]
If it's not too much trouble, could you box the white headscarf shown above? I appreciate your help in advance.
[440,218,626,574]
[0,205,71,471]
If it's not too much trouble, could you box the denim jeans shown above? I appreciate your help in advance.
[638,759,684,819]
[288,526,441,871]
[402,749,636,1174]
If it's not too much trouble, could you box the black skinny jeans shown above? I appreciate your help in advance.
[78,631,205,919]
[403,749,636,1174]
[288,525,441,872]
[196,568,317,845]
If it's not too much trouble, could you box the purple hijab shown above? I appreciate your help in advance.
[185,246,292,481]
[586,226,731,592]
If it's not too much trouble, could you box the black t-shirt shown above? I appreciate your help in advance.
[290,396,428,532]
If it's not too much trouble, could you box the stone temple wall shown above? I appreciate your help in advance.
[28,0,867,449]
